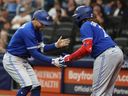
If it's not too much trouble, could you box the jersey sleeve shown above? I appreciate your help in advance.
[21,29,52,63]
[40,42,57,53]
[44,43,56,52]
[64,39,92,62]
[40,32,57,52]
[21,29,38,49]
[80,23,93,42]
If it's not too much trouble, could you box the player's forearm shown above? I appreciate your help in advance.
[44,43,57,52]
[65,39,92,61]
[68,45,90,61]
[29,49,52,63]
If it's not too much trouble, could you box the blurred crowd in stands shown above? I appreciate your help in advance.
[0,0,128,57]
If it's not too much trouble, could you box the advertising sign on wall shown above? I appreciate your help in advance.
[33,67,128,95]
[64,68,128,95]
[34,67,61,93]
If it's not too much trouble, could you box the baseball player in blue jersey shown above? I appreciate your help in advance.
[2,10,70,96]
[63,6,124,96]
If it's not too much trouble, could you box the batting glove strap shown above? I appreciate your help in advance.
[63,55,71,62]
[52,58,67,68]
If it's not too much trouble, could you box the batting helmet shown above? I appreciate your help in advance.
[73,6,93,23]
[33,10,52,26]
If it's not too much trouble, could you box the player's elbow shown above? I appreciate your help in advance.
[83,47,92,55]
[81,43,92,54]
[82,39,93,54]
[86,47,92,53]
[29,49,38,57]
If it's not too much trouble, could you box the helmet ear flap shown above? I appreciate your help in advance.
[73,14,80,23]
[72,14,80,27]
[77,16,80,20]
[73,16,83,28]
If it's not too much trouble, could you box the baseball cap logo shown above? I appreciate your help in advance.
[91,13,93,17]
[46,16,50,20]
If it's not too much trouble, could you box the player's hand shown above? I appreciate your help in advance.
[55,36,70,48]
[63,54,71,62]
[52,57,67,68]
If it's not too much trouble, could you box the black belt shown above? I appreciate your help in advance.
[17,55,28,59]
[7,52,28,59]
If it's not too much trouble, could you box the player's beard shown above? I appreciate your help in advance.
[35,25,43,32]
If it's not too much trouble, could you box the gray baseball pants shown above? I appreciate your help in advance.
[91,46,124,96]
[2,52,40,89]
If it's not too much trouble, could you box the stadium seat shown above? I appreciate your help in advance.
[106,16,122,38]
[123,47,128,56]
[53,21,75,42]
[42,25,55,44]
[120,22,128,37]
[49,22,75,54]
[8,29,16,42]
[114,37,128,47]
[114,37,128,56]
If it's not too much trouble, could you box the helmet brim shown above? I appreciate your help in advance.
[72,13,79,18]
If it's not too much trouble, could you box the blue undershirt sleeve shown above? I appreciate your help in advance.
[44,43,57,52]
[29,49,52,63]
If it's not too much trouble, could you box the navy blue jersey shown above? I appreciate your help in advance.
[7,21,56,63]
[80,21,116,58]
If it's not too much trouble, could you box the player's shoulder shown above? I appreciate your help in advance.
[81,21,92,29]
[16,22,34,37]
[84,21,98,26]
[82,21,92,27]
[20,22,31,29]
[82,21,100,28]
[18,22,33,33]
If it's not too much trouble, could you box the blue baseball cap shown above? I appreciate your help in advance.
[33,10,52,26]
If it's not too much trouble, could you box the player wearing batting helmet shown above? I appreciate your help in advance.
[2,10,70,96]
[63,6,124,96]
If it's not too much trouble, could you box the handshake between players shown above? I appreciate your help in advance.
[48,36,70,68]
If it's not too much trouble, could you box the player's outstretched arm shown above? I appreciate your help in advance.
[40,36,70,52]
[64,39,93,62]
[29,49,66,68]
[55,36,70,48]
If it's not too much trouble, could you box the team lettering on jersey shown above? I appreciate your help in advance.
[91,21,109,38]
